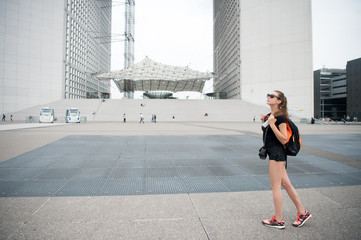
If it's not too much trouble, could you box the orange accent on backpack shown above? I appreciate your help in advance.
[284,119,301,156]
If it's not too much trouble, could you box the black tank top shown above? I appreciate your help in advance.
[262,115,286,148]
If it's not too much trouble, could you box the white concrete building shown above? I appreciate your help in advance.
[213,0,313,118]
[0,0,111,115]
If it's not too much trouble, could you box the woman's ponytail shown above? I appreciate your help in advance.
[274,90,289,118]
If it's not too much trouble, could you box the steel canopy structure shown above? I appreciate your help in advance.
[96,57,212,93]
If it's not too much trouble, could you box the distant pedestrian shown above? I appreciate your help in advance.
[2,114,5,121]
[123,113,126,123]
[10,114,13,122]
[253,116,255,122]
[139,113,144,124]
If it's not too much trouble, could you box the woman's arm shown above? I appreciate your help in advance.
[268,115,288,145]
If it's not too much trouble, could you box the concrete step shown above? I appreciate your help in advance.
[10,99,269,122]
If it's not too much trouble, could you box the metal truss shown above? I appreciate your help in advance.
[124,0,135,69]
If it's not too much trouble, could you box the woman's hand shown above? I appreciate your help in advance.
[268,115,287,144]
[261,114,270,123]
[261,115,266,122]
[268,114,277,126]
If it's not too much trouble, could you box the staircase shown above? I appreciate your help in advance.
[11,99,269,122]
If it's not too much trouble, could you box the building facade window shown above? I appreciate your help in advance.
[213,0,241,99]
[314,68,347,120]
[64,0,111,99]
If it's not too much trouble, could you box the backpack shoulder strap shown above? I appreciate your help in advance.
[286,118,301,143]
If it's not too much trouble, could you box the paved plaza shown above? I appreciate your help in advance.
[0,122,361,239]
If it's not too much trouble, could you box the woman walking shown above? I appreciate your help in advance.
[261,90,311,229]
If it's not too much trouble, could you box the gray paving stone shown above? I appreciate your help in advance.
[1,134,361,197]
[1,123,361,240]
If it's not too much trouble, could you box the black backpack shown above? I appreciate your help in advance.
[284,119,301,156]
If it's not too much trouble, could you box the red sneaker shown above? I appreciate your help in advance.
[293,210,312,227]
[262,216,285,229]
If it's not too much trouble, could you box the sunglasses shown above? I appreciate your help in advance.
[267,93,281,100]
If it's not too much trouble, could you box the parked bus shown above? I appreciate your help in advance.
[39,107,55,123]
[66,108,80,123]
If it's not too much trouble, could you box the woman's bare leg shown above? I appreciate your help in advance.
[269,160,285,221]
[281,168,305,214]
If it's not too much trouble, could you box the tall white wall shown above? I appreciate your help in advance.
[0,0,64,114]
[240,0,313,118]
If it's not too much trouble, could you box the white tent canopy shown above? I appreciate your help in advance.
[96,57,212,93]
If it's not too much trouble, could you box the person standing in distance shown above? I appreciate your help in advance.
[139,113,144,124]
[261,90,311,229]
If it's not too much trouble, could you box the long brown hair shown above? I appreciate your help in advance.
[273,90,289,118]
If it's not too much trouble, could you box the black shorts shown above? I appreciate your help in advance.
[267,145,287,162]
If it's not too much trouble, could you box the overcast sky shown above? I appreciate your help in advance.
[110,0,361,97]
[111,0,212,72]
[312,0,361,69]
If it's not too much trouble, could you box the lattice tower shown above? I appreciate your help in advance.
[124,0,135,69]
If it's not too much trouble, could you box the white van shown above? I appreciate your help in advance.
[66,108,80,123]
[39,107,55,123]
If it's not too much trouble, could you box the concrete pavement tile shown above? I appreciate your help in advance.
[189,190,318,219]
[27,194,198,224]
[201,215,303,240]
[201,208,360,240]
[347,207,361,216]
[189,191,274,219]
[297,208,361,240]
[0,197,50,239]
[310,185,361,209]
[94,194,199,221]
[0,219,25,240]
[0,197,49,221]
[0,132,65,163]
[280,188,352,212]
[22,196,106,223]
[11,219,208,240]
[10,220,103,240]
[189,188,351,221]
[100,219,208,240]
